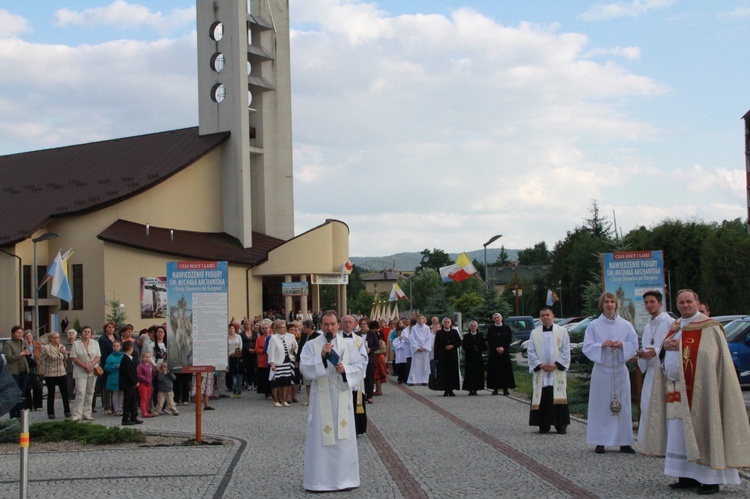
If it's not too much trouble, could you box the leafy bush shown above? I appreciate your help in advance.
[29,420,146,445]
[0,419,20,443]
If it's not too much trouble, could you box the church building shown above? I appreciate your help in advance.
[0,0,350,335]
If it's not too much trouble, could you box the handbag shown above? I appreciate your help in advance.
[375,339,387,355]
[31,374,44,391]
[428,372,440,391]
[84,341,103,376]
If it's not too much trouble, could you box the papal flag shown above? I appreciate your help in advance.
[439,252,478,282]
[43,249,74,303]
[389,283,408,301]
[546,289,559,306]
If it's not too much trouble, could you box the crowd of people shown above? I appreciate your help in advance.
[3,289,749,495]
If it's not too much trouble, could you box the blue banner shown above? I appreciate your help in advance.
[602,250,665,334]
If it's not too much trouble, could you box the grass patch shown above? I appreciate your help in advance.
[29,420,146,445]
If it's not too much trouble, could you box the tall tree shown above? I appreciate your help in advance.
[517,241,552,265]
[415,248,452,273]
[495,245,510,266]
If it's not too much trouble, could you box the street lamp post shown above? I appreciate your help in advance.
[482,234,502,287]
[32,232,60,339]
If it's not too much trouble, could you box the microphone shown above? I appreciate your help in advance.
[325,332,333,343]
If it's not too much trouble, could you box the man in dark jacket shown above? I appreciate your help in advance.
[119,340,142,425]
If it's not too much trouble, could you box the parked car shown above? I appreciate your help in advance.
[558,316,585,328]
[504,316,536,342]
[713,315,747,327]
[723,317,750,383]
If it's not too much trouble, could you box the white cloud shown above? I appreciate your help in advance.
[53,0,194,32]
[717,7,750,20]
[0,9,31,38]
[0,34,197,150]
[584,46,642,60]
[0,0,740,256]
[580,0,678,22]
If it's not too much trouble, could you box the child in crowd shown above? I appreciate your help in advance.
[104,340,124,416]
[229,347,244,398]
[154,362,179,416]
[136,352,156,418]
[191,372,215,410]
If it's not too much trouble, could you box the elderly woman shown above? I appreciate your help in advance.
[69,326,101,421]
[38,332,71,419]
[462,321,486,396]
[23,330,44,411]
[267,319,298,407]
[288,321,302,403]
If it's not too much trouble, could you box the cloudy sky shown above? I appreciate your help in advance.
[1,0,748,256]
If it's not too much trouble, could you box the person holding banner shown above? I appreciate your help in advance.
[301,310,366,492]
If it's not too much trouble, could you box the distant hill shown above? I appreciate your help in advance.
[351,248,519,272]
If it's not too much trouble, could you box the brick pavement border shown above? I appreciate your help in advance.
[392,382,599,499]
[366,419,429,499]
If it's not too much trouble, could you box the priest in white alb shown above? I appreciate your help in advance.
[301,310,367,492]
[527,306,570,434]
[407,315,432,385]
[583,291,639,455]
[636,289,672,445]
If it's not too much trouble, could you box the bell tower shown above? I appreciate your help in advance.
[196,0,294,247]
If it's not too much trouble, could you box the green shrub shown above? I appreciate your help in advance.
[29,420,146,445]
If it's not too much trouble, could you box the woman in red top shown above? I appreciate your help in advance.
[254,319,272,399]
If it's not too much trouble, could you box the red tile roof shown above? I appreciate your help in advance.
[0,127,229,247]
[98,220,284,266]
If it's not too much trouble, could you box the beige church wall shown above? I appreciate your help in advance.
[1,147,227,332]
[0,244,24,329]
[252,220,349,276]
[0,234,64,335]
[102,243,264,330]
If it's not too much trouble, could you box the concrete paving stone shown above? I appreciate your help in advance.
[1,382,747,498]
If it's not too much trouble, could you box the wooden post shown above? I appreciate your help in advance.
[182,365,215,444]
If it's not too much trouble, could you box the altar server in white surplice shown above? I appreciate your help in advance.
[407,315,432,385]
[636,289,672,445]
[301,310,366,492]
[583,292,639,455]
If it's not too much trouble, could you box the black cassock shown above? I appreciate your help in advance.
[486,323,516,390]
[461,332,486,391]
[435,328,462,391]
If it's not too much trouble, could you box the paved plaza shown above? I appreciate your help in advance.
[1,378,748,498]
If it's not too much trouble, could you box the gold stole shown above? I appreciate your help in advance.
[530,327,567,410]
[314,337,351,446]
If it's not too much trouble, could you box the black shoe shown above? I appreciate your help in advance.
[492,390,499,396]
[669,478,701,489]
[443,391,450,397]
[503,389,510,396]
[539,426,550,434]
[448,391,455,397]
[132,419,143,424]
[696,484,719,495]
[595,445,605,454]
[556,425,567,434]
[122,420,135,426]
[620,445,635,454]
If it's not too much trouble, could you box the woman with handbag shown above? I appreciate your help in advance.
[23,330,44,411]
[38,332,71,419]
[69,326,101,421]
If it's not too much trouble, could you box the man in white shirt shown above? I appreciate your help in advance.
[636,290,672,445]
